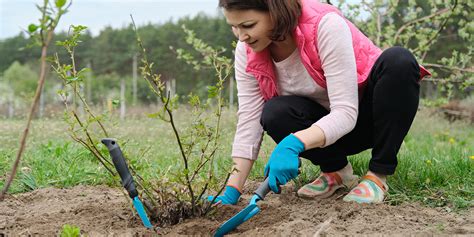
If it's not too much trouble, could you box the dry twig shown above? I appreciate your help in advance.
[313,217,333,237]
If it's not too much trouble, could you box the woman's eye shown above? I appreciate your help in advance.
[242,24,255,29]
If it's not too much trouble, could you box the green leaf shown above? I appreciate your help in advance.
[60,224,80,237]
[147,112,160,119]
[65,76,80,84]
[72,25,88,32]
[28,24,38,33]
[56,89,66,96]
[77,68,91,76]
[207,86,218,99]
[55,0,67,8]
[63,65,73,72]
[188,94,200,107]
[56,40,67,46]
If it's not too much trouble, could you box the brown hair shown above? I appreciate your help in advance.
[218,0,302,41]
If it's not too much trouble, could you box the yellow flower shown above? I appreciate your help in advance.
[449,138,455,144]
[426,160,432,165]
[470,156,474,160]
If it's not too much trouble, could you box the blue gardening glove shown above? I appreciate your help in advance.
[207,185,241,205]
[264,134,305,193]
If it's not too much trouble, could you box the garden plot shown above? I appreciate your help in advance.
[0,182,472,236]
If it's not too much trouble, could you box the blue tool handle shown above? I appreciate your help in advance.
[101,138,138,198]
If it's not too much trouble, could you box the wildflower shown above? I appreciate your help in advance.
[425,160,432,165]
[449,138,455,144]
[470,155,474,160]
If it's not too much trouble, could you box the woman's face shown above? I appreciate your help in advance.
[223,9,273,52]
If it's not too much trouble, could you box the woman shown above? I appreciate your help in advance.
[208,0,430,205]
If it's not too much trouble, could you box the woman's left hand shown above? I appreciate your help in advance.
[264,134,305,193]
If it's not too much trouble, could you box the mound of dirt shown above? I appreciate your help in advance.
[0,184,472,236]
[0,185,154,236]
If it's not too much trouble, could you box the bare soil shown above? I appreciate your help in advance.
[0,184,472,236]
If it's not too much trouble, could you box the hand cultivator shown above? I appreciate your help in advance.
[102,138,153,229]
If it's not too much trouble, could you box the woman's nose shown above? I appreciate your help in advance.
[238,33,250,42]
[233,28,249,42]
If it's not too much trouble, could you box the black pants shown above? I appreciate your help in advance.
[260,47,421,175]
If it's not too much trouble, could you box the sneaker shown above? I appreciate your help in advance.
[297,172,359,199]
[343,174,388,204]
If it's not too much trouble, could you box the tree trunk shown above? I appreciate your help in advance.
[120,78,126,120]
[133,53,138,106]
[8,92,15,118]
[166,78,176,99]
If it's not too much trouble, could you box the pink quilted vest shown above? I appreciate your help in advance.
[245,0,431,101]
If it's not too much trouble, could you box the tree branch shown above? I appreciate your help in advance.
[414,0,458,54]
[394,7,451,44]
[424,63,473,73]
[0,29,54,201]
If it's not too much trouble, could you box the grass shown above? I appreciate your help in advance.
[0,107,472,210]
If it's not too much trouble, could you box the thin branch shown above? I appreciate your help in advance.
[69,134,115,175]
[75,85,109,137]
[70,111,113,167]
[164,94,195,204]
[132,175,158,209]
[415,0,458,54]
[55,55,115,173]
[0,29,54,200]
[189,136,213,183]
[422,78,465,83]
[393,7,451,44]
[189,148,215,184]
[204,172,232,214]
[360,0,387,46]
[131,16,196,207]
[423,63,473,73]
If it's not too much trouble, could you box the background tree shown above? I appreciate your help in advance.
[0,1,471,110]
[3,61,38,98]
[338,0,473,98]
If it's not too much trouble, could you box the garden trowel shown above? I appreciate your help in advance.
[214,158,301,236]
[214,177,275,237]
[101,138,153,229]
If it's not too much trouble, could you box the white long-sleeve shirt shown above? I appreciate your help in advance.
[232,13,358,160]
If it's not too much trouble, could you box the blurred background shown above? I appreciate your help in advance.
[0,0,472,120]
